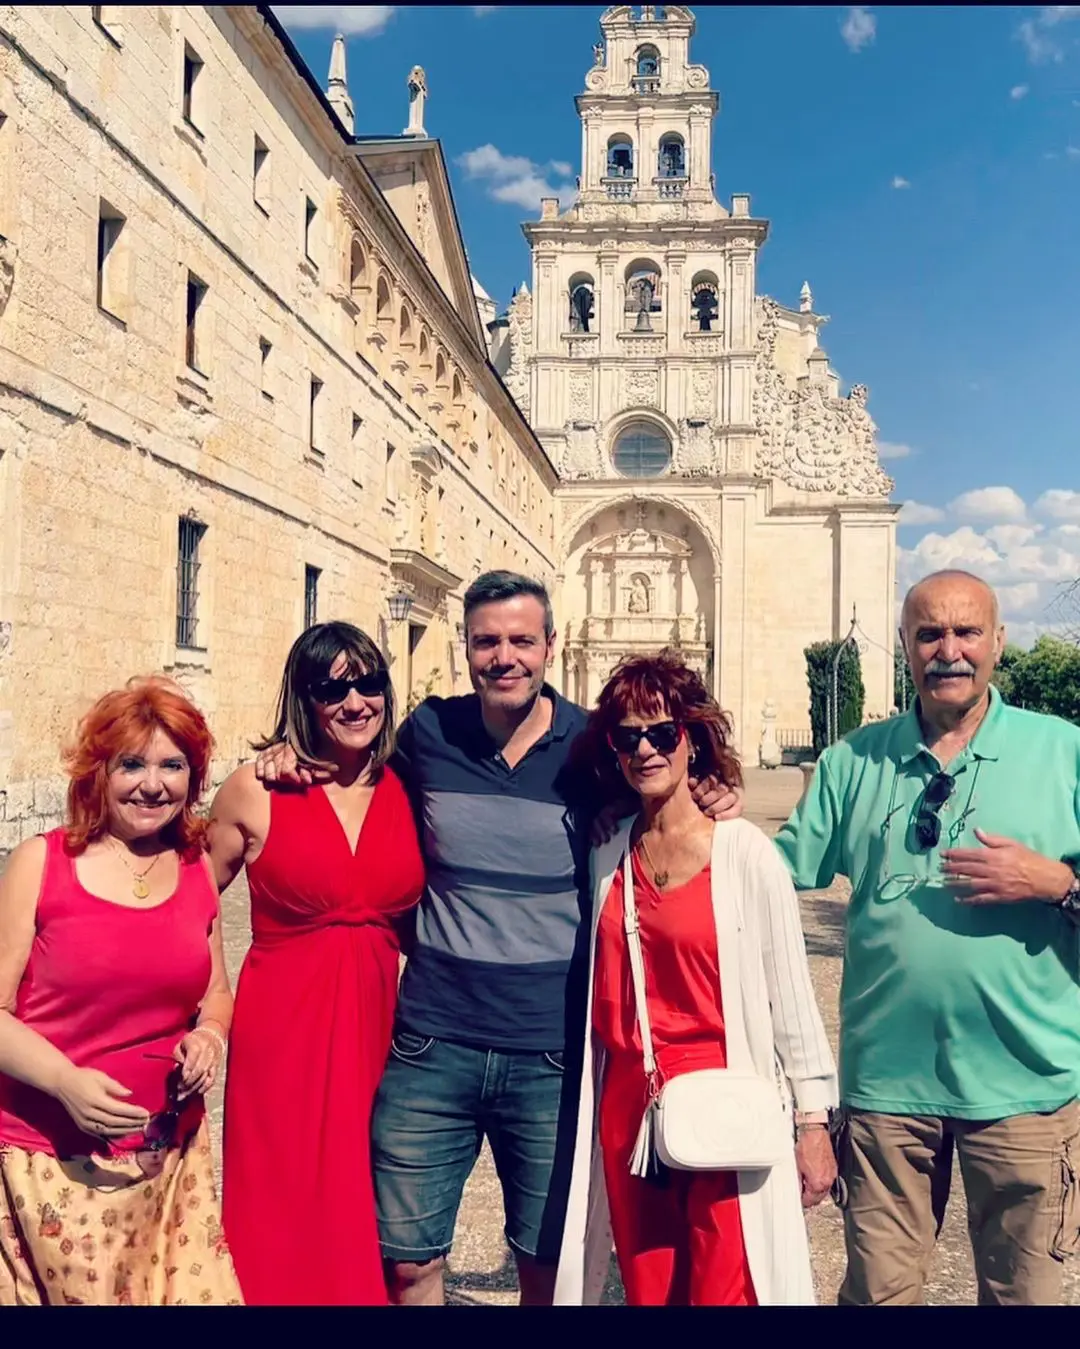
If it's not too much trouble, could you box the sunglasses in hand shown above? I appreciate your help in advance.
[608,721,684,756]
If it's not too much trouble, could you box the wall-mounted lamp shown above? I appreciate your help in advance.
[388,588,414,623]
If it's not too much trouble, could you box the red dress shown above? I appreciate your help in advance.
[592,854,757,1306]
[0,829,215,1157]
[222,770,424,1306]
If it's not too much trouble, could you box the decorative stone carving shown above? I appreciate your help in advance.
[415,181,431,255]
[760,698,782,769]
[752,297,893,498]
[568,369,593,420]
[503,285,532,416]
[562,422,603,481]
[675,419,716,477]
[690,366,715,416]
[623,369,659,407]
[686,68,709,90]
[0,238,15,318]
[585,68,607,91]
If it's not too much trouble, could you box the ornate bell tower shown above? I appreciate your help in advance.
[522,2,768,486]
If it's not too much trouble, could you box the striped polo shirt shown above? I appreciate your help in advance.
[392,687,593,1052]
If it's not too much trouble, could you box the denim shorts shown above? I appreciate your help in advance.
[371,1027,574,1265]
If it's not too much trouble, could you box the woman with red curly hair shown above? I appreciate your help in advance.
[0,677,241,1305]
[554,652,837,1307]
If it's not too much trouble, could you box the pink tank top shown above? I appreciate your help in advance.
[0,829,218,1157]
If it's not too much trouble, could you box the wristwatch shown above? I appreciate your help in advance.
[1057,859,1080,922]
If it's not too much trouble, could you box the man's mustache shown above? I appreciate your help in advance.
[925,659,976,676]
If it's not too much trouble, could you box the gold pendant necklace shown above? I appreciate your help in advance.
[110,838,163,900]
[637,833,668,890]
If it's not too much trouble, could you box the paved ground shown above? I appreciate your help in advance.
[208,766,1080,1305]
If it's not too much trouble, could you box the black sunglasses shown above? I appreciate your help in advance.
[608,721,683,756]
[143,1069,182,1153]
[309,669,389,705]
[915,771,955,850]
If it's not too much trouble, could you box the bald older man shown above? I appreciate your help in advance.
[776,569,1080,1305]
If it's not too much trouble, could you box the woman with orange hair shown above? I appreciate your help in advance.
[0,677,242,1305]
[554,652,837,1307]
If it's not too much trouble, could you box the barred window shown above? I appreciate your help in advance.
[176,516,206,649]
[304,565,320,630]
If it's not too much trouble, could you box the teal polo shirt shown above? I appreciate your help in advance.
[775,687,1080,1120]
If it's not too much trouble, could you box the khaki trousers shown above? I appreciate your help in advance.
[838,1103,1080,1305]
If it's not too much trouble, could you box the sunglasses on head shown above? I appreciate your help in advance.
[608,721,683,756]
[308,669,389,705]
[914,771,955,850]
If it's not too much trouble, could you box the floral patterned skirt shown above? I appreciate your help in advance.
[0,1120,243,1305]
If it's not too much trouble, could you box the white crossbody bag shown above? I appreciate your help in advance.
[622,849,792,1177]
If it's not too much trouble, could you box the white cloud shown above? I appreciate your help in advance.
[841,6,876,52]
[899,487,1080,646]
[1068,145,1080,157]
[471,5,499,13]
[1011,83,1030,99]
[456,143,576,211]
[1036,488,1080,521]
[891,175,911,189]
[949,485,1027,522]
[272,5,394,35]
[1016,5,1080,63]
[986,523,1040,549]
[899,501,946,525]
[878,440,915,459]
[550,160,573,177]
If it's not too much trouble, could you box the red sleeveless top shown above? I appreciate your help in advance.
[0,828,218,1157]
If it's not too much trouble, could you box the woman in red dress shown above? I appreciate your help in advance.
[209,623,424,1305]
[555,652,837,1306]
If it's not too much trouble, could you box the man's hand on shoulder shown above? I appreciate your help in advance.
[253,741,334,788]
[690,774,745,822]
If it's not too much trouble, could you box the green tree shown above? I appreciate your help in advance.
[805,641,865,757]
[996,637,1080,724]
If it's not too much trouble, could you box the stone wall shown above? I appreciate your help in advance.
[0,6,557,856]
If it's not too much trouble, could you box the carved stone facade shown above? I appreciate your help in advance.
[511,3,898,748]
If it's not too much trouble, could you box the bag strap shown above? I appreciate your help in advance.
[622,848,659,1083]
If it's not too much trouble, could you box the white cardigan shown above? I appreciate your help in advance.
[553,817,839,1306]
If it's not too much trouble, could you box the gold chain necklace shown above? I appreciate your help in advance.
[637,832,669,890]
[109,838,164,900]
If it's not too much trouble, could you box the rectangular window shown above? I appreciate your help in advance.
[259,337,273,399]
[176,516,207,649]
[182,43,204,131]
[96,201,126,320]
[304,196,317,264]
[253,135,269,214]
[385,442,397,501]
[351,414,363,486]
[185,272,207,372]
[308,376,323,453]
[304,565,320,629]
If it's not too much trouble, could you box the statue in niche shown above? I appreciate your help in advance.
[628,575,650,613]
[692,286,719,332]
[593,42,604,65]
[569,284,594,333]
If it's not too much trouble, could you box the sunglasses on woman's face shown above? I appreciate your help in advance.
[608,721,683,756]
[309,669,389,705]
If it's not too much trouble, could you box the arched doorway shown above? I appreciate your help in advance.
[558,498,718,707]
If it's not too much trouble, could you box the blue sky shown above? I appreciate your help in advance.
[274,5,1080,646]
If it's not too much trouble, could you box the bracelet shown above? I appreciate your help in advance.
[191,1024,228,1059]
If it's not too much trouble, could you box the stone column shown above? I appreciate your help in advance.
[666,249,686,353]
[712,571,722,702]
[599,243,619,359]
